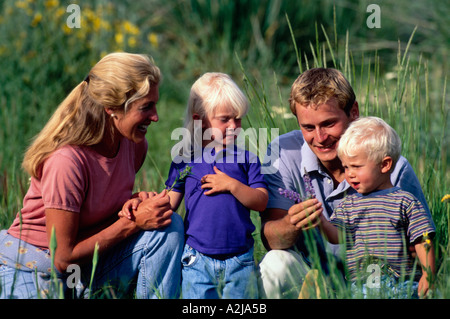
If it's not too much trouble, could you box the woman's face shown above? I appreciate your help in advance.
[112,84,160,144]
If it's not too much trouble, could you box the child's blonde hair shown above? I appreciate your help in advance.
[337,116,401,168]
[23,52,160,178]
[183,72,249,150]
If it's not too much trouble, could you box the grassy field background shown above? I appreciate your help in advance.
[0,0,448,298]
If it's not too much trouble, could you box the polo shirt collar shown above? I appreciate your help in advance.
[299,138,353,198]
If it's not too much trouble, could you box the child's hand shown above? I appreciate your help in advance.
[418,272,431,298]
[201,166,235,195]
[119,198,142,220]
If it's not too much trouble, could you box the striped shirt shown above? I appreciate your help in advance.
[330,187,435,281]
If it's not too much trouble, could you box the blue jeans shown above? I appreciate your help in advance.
[181,244,258,299]
[351,275,420,299]
[0,214,184,299]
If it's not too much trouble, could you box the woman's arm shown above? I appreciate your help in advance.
[46,208,138,273]
[46,190,174,273]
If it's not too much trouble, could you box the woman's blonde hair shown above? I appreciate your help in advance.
[183,72,249,151]
[23,52,161,178]
[337,116,401,168]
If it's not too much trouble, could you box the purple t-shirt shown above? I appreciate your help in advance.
[166,146,267,256]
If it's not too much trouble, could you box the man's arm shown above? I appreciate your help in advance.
[261,199,322,250]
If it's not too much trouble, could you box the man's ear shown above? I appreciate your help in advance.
[349,101,360,121]
[380,156,393,174]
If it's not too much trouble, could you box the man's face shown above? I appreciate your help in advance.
[296,98,359,166]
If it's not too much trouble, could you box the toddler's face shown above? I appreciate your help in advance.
[341,150,390,194]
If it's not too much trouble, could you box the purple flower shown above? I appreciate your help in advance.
[303,168,315,199]
[278,188,303,203]
[278,169,315,203]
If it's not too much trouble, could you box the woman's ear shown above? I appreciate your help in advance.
[380,156,393,174]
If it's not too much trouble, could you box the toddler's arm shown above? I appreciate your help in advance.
[317,213,340,244]
[415,238,435,298]
[201,166,268,212]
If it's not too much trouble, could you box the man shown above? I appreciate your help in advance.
[258,68,434,298]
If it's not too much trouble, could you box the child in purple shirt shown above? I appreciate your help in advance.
[165,72,268,299]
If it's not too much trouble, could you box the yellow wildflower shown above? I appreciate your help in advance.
[442,194,450,203]
[115,33,124,44]
[148,32,158,48]
[55,7,66,19]
[128,36,137,48]
[123,21,139,35]
[15,1,28,10]
[31,12,42,27]
[44,0,59,8]
[63,24,72,35]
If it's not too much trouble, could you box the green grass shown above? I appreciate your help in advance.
[0,0,448,298]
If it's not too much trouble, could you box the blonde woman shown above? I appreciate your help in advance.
[0,52,183,299]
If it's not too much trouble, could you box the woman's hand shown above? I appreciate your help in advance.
[133,190,173,230]
[119,191,159,220]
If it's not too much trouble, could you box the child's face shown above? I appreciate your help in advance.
[202,105,242,148]
[340,149,392,194]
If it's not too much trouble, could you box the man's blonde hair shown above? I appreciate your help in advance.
[23,52,160,178]
[289,68,355,115]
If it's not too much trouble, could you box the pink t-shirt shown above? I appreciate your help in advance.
[8,138,148,249]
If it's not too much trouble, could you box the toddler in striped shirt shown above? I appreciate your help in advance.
[317,116,435,298]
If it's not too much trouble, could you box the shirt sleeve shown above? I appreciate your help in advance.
[391,156,435,229]
[405,196,436,244]
[41,150,87,213]
[262,137,301,211]
[246,151,267,189]
[165,161,187,193]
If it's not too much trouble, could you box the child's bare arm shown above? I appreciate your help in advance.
[200,166,268,212]
[317,213,340,244]
[415,239,435,298]
[167,190,184,211]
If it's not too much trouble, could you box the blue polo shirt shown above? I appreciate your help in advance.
[262,130,435,258]
[166,146,267,256]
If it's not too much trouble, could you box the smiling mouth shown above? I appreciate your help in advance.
[315,141,336,151]
[137,124,149,132]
